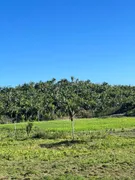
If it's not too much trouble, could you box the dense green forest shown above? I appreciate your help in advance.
[0,77,135,123]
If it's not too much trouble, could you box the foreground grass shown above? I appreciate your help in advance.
[0,117,135,179]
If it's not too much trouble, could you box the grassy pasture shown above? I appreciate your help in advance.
[0,117,135,179]
[1,117,135,131]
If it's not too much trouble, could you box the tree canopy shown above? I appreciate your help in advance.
[0,78,135,123]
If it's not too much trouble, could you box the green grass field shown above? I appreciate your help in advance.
[1,117,135,131]
[0,117,135,179]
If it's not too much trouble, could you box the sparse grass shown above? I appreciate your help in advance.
[0,117,135,179]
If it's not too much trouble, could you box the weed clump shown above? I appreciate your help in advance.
[32,131,47,139]
[26,122,33,136]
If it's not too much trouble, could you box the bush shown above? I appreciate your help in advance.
[0,115,13,124]
[26,122,33,136]
[32,131,47,139]
[126,109,135,116]
[76,110,93,118]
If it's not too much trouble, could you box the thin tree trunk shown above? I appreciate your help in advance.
[38,110,40,121]
[71,119,75,140]
[25,111,28,121]
[14,121,16,137]
[16,113,17,122]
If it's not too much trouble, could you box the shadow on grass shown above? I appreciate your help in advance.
[112,129,135,138]
[40,140,86,148]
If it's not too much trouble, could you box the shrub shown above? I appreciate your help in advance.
[26,122,33,136]
[76,110,93,118]
[0,115,13,124]
[32,131,47,139]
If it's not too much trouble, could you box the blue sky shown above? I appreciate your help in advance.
[0,0,135,86]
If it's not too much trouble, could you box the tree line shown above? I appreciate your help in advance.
[0,77,135,123]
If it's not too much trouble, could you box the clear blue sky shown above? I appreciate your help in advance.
[0,0,135,87]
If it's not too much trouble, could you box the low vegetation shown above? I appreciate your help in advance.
[0,118,135,179]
